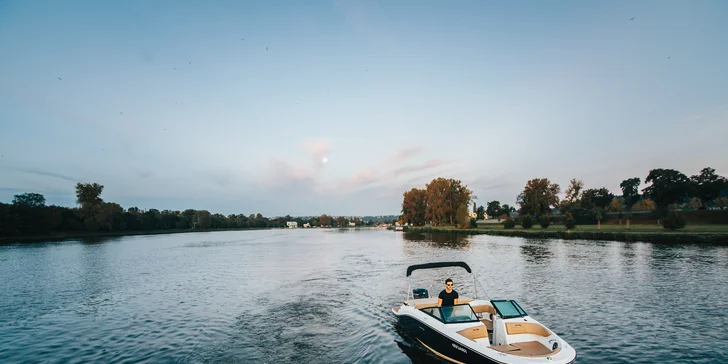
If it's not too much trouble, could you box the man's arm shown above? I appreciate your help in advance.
[453,291,459,305]
[453,298,458,305]
[437,298,443,307]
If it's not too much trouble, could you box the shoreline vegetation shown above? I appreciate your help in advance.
[405,225,728,245]
[399,168,728,245]
[1,182,398,244]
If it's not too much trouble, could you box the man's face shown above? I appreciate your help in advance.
[446,281,453,291]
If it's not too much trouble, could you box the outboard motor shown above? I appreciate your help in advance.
[412,288,429,299]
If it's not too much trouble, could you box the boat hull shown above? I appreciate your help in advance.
[397,314,500,364]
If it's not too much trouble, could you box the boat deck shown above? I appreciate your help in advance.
[491,341,561,357]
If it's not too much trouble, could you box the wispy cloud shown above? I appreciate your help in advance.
[3,167,79,183]
[387,146,424,165]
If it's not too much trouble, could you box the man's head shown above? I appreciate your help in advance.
[445,278,453,292]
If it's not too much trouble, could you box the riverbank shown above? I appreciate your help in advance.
[406,225,728,245]
[0,227,274,244]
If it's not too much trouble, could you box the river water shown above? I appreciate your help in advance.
[1,229,726,363]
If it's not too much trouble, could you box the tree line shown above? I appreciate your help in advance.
[0,183,375,238]
[400,167,728,228]
[494,167,728,225]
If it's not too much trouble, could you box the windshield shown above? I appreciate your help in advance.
[440,305,479,324]
[491,300,528,319]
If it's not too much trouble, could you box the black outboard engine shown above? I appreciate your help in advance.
[412,288,429,299]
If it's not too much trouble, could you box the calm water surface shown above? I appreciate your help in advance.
[1,229,726,363]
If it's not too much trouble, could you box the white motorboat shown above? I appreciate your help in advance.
[392,262,577,363]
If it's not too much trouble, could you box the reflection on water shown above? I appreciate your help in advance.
[0,230,726,363]
[403,231,471,247]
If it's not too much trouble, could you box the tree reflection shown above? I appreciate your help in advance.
[402,232,471,249]
[519,242,553,264]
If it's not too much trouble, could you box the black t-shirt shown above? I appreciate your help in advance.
[438,289,459,306]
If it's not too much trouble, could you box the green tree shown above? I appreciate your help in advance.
[486,201,501,221]
[75,183,104,209]
[476,205,486,220]
[620,178,641,215]
[12,193,46,207]
[560,179,584,213]
[581,188,614,211]
[517,178,560,216]
[336,216,348,227]
[713,197,728,210]
[690,167,728,207]
[501,204,514,217]
[195,210,212,229]
[643,169,690,216]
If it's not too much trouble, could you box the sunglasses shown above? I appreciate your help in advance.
[446,283,453,286]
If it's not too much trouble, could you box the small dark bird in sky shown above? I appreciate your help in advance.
[189,61,191,64]
[366,69,368,72]
[241,38,245,41]
[174,68,177,70]
[266,46,268,51]
[57,77,62,80]
[668,56,671,59]
[175,101,178,104]
[120,112,124,115]
[630,17,635,21]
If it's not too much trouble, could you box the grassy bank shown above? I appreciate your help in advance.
[406,225,728,245]
[0,227,274,244]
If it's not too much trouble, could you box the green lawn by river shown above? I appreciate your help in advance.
[472,223,728,233]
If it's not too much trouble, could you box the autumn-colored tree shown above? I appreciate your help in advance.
[517,178,560,216]
[425,178,450,225]
[320,214,332,227]
[713,197,728,210]
[631,199,656,211]
[609,197,625,224]
[335,216,348,227]
[456,204,470,228]
[689,197,703,210]
[401,188,427,226]
[561,178,583,212]
[446,179,474,225]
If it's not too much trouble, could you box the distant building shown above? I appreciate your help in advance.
[348,222,356,227]
[303,223,311,228]
[287,221,298,229]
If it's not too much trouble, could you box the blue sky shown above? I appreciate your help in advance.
[1,0,727,216]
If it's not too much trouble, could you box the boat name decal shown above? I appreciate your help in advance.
[452,343,467,354]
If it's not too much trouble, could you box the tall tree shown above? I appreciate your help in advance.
[517,178,560,216]
[620,178,641,215]
[320,214,332,226]
[643,169,690,215]
[335,216,348,227]
[501,204,514,217]
[12,193,46,207]
[425,177,450,225]
[486,201,501,221]
[75,183,104,209]
[690,167,728,207]
[581,188,614,211]
[446,179,474,225]
[476,205,486,220]
[401,188,427,226]
[564,179,584,204]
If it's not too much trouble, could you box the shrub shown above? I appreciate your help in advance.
[564,213,576,230]
[503,217,516,229]
[521,215,533,229]
[469,218,477,228]
[662,211,686,230]
[539,216,551,228]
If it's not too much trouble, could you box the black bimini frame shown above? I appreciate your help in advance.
[405,261,477,300]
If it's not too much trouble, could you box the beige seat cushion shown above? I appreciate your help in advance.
[505,322,551,337]
[471,305,496,315]
[456,326,488,341]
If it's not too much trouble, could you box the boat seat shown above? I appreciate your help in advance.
[456,326,488,342]
[505,322,551,337]
[471,304,496,315]
[480,318,493,330]
[491,341,561,357]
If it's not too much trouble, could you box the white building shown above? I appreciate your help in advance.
[286,221,298,229]
[303,223,311,228]
[349,222,356,227]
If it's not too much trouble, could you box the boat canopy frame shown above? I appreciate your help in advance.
[405,261,477,300]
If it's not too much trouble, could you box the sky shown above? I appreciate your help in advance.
[1,0,727,216]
